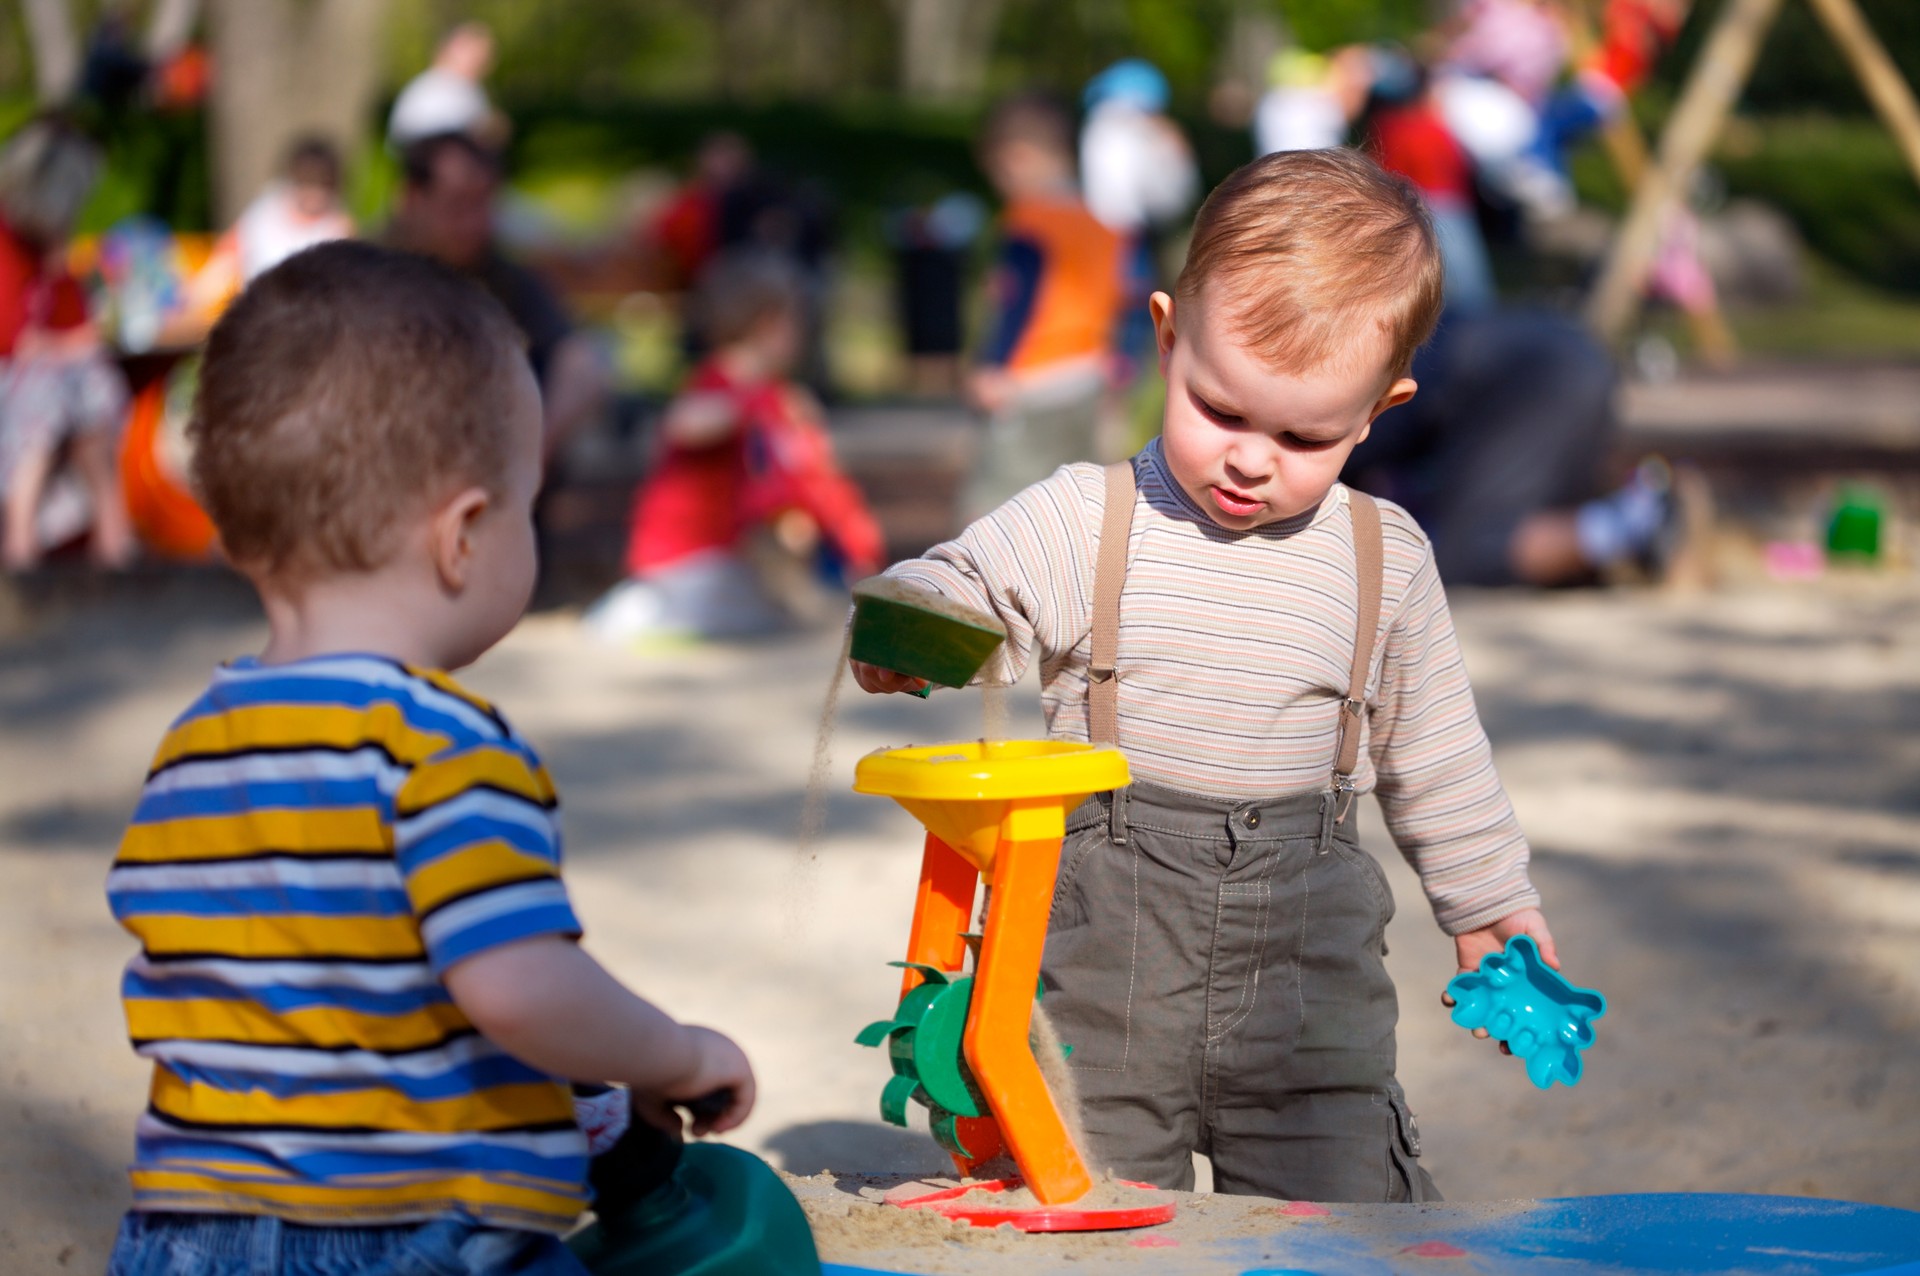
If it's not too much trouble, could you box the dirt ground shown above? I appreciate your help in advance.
[2,571,1917,1273]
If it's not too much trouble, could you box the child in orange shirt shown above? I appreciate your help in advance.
[964,94,1126,520]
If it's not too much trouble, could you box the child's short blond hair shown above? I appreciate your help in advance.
[191,241,526,578]
[1175,148,1444,382]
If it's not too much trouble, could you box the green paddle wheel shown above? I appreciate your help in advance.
[856,961,1066,1160]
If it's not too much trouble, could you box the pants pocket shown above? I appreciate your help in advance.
[1386,1086,1440,1203]
[1041,836,1139,1074]
[1329,839,1396,936]
[1047,824,1107,932]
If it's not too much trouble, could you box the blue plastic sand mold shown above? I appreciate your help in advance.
[1445,934,1607,1090]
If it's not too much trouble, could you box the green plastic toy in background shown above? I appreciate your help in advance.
[1826,485,1885,563]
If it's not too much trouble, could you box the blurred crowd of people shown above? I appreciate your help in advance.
[1253,0,1702,588]
[0,0,1710,613]
[0,120,132,571]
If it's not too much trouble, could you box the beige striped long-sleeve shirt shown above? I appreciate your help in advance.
[888,440,1538,936]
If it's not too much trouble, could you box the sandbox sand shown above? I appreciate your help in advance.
[3,575,1919,1272]
[788,1170,1540,1274]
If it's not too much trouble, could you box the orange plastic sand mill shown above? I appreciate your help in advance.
[853,740,1174,1229]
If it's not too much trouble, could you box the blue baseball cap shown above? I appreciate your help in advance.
[1084,58,1170,111]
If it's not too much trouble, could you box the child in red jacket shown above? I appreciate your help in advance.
[586,252,883,643]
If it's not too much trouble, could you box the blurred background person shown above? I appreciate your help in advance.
[387,21,503,150]
[0,119,133,572]
[1253,45,1375,156]
[1337,4,1710,588]
[887,191,986,399]
[1346,306,1689,587]
[645,130,754,297]
[1364,51,1501,316]
[206,135,355,294]
[711,156,836,393]
[1078,59,1198,385]
[389,131,607,460]
[1432,0,1578,216]
[965,92,1124,519]
[586,251,882,645]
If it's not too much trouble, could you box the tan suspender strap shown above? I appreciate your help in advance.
[1088,460,1137,748]
[1333,490,1384,787]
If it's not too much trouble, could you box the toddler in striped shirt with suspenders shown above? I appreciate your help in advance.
[106,243,754,1275]
[853,149,1558,1202]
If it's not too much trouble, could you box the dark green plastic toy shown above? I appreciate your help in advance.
[849,577,1006,698]
[569,1107,821,1276]
[1827,485,1885,562]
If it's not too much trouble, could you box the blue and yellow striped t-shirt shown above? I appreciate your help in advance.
[107,654,589,1233]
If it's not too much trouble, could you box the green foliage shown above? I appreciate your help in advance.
[1714,115,1920,294]
[990,0,1239,107]
[0,8,30,100]
[0,96,38,140]
[506,97,984,220]
[1660,0,1920,118]
[399,0,1427,115]
[1280,0,1430,53]
[87,110,214,234]
[392,0,901,102]
[1650,256,1920,359]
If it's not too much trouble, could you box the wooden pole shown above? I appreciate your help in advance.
[206,0,385,224]
[1802,0,1920,191]
[20,0,81,104]
[1585,0,1785,343]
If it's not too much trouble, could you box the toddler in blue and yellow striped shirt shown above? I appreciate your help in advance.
[105,241,754,1276]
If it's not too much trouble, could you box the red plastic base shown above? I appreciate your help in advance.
[887,1177,1178,1232]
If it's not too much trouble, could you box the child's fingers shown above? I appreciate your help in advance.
[850,661,929,696]
[631,1096,683,1136]
[706,1085,755,1136]
[1532,928,1562,970]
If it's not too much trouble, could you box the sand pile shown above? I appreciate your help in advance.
[783,1169,1362,1274]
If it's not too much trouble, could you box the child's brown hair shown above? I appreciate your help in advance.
[692,250,804,350]
[191,240,526,577]
[1175,148,1443,382]
[977,92,1076,165]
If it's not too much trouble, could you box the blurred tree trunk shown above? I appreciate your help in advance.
[20,0,81,104]
[144,0,203,61]
[786,0,846,98]
[205,0,385,224]
[1214,1,1283,127]
[894,0,1004,103]
[714,0,787,96]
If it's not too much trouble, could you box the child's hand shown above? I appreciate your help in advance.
[641,1026,756,1138]
[1441,908,1559,1047]
[850,659,930,696]
[772,508,821,556]
[967,367,1014,414]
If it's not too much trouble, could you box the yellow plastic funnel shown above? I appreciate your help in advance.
[853,740,1129,870]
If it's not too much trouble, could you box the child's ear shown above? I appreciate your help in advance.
[1149,291,1176,375]
[429,486,493,594]
[1354,378,1417,448]
[1370,377,1417,422]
